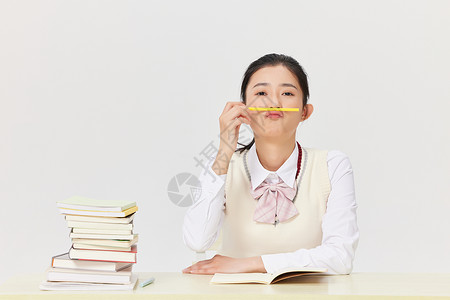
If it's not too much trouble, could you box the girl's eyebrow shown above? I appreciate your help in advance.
[252,82,298,90]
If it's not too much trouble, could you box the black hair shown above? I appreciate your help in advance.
[236,53,310,154]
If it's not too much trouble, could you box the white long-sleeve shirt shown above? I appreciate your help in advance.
[182,143,359,274]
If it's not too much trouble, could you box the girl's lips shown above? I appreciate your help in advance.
[265,111,284,118]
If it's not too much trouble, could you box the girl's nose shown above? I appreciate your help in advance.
[267,95,281,107]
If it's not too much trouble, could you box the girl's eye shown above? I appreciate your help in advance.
[256,91,294,96]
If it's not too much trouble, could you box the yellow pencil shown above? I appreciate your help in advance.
[248,107,300,112]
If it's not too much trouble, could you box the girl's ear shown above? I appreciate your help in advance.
[302,104,314,121]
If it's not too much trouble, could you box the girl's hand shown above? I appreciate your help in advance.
[219,102,252,153]
[212,102,252,176]
[182,254,266,275]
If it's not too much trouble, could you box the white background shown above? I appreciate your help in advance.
[1,0,449,285]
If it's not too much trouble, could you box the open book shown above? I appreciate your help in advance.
[210,266,327,284]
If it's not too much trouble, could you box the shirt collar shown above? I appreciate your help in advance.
[247,141,299,190]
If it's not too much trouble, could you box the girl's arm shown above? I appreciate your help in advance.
[182,155,226,252]
[260,150,360,274]
[183,102,250,252]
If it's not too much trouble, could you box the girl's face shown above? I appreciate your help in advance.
[245,65,306,140]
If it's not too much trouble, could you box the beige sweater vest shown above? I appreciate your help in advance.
[217,147,331,258]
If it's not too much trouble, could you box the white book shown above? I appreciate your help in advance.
[67,220,133,230]
[72,228,132,235]
[65,213,135,224]
[46,266,133,284]
[57,196,136,212]
[70,232,136,240]
[52,253,132,271]
[211,266,327,284]
[60,206,137,218]
[73,243,132,252]
[40,274,138,291]
[72,236,138,248]
[69,245,137,263]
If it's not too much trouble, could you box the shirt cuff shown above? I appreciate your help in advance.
[261,250,310,274]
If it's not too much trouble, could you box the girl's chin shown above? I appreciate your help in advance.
[254,130,287,138]
[253,126,297,138]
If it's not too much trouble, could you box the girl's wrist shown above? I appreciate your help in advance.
[212,147,234,175]
[243,256,266,273]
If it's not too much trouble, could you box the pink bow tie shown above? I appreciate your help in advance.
[250,178,299,224]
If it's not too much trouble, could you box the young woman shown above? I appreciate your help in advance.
[182,53,359,275]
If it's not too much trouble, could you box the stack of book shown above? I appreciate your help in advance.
[40,196,139,291]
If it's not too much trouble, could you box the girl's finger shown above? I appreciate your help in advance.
[235,116,250,125]
[222,101,246,114]
[190,259,212,268]
[226,105,252,123]
[238,106,253,121]
[192,262,209,268]
[190,267,214,275]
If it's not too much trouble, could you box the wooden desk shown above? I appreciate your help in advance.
[0,272,449,299]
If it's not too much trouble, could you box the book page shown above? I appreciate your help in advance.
[271,272,316,283]
[210,267,327,284]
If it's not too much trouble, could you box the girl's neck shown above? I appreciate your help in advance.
[254,135,296,172]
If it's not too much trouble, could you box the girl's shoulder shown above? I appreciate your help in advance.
[303,147,350,160]
[302,147,352,168]
[326,150,353,171]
